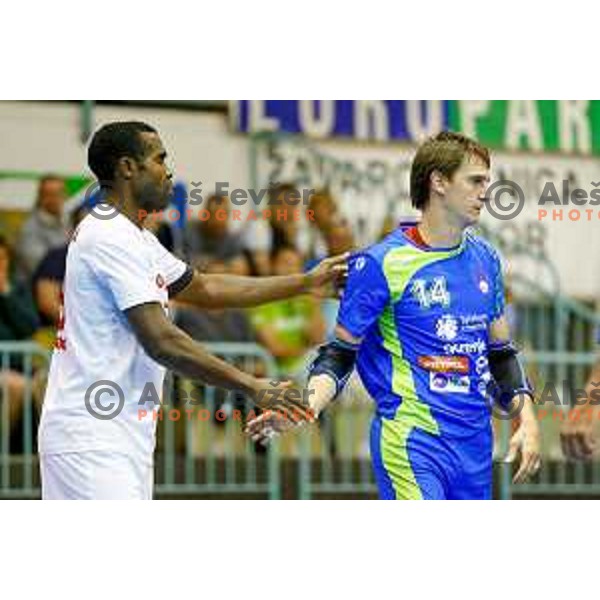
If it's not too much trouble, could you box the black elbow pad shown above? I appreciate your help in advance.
[308,339,358,398]
[488,341,534,408]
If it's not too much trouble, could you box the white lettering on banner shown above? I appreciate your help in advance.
[260,139,413,204]
[406,101,443,142]
[558,101,591,154]
[506,100,543,151]
[355,101,389,142]
[248,100,279,133]
[298,101,336,139]
[459,101,491,138]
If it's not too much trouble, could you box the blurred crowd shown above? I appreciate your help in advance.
[1,176,399,443]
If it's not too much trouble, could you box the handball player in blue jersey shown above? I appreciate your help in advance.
[247,131,541,500]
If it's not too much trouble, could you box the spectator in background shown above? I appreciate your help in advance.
[322,218,355,257]
[248,183,304,276]
[251,245,326,377]
[0,235,42,438]
[0,235,40,349]
[32,204,87,329]
[305,192,355,335]
[306,189,344,259]
[15,175,68,279]
[145,216,177,253]
[182,194,245,270]
[308,189,338,237]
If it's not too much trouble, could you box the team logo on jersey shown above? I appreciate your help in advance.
[435,314,459,341]
[156,274,166,289]
[479,278,489,294]
[354,256,366,271]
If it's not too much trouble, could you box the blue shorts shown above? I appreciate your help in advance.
[370,415,493,500]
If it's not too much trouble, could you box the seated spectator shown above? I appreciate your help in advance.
[145,217,177,253]
[182,194,245,269]
[250,245,326,378]
[306,189,343,258]
[32,204,87,328]
[0,235,40,353]
[305,217,355,336]
[308,189,338,236]
[246,183,305,276]
[0,235,42,440]
[15,175,68,280]
[322,217,355,256]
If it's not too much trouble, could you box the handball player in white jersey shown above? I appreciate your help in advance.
[38,121,345,500]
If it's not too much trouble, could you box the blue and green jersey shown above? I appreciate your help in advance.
[338,226,505,440]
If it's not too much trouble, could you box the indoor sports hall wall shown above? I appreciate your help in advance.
[0,101,598,299]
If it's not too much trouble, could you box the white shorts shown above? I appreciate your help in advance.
[40,451,154,500]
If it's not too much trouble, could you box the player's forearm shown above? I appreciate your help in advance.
[306,374,337,417]
[151,329,256,395]
[512,394,537,423]
[202,273,310,308]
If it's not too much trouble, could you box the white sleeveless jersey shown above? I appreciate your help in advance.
[38,211,188,464]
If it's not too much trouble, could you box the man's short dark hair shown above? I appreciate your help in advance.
[410,131,491,210]
[87,121,157,184]
[35,174,64,207]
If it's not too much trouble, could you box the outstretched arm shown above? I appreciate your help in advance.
[245,324,359,442]
[173,253,348,309]
[125,302,307,416]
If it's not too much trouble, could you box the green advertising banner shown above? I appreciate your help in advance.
[448,100,600,155]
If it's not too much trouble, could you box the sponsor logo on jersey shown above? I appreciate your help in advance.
[156,273,166,289]
[479,278,489,294]
[443,338,486,355]
[429,372,470,394]
[435,314,459,341]
[418,355,469,374]
[460,313,488,332]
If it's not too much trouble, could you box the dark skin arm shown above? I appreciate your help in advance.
[126,302,256,395]
[125,302,307,415]
[174,253,348,310]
